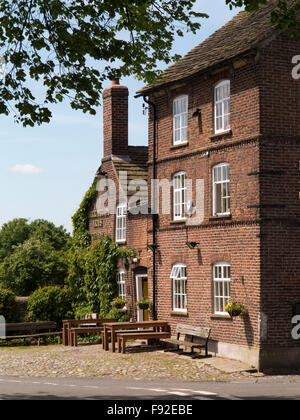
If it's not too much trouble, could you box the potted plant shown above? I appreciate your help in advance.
[224,302,248,317]
[111,297,127,310]
[136,298,152,311]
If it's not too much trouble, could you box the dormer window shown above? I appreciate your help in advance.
[173,95,188,145]
[214,80,230,133]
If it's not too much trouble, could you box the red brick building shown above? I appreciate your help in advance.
[88,3,300,370]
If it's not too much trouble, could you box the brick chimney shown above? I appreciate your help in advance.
[102,79,129,158]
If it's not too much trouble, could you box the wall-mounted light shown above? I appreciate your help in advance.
[192,108,201,118]
[97,171,107,177]
[147,244,158,253]
[186,241,199,250]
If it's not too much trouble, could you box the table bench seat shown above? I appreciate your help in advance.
[70,327,104,347]
[117,331,171,354]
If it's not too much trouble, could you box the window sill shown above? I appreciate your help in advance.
[116,240,127,245]
[210,129,232,141]
[170,142,189,150]
[209,214,232,221]
[210,314,232,320]
[170,311,189,317]
[170,219,187,225]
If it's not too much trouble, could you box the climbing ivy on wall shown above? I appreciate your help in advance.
[67,236,135,317]
[70,181,135,317]
[72,179,98,247]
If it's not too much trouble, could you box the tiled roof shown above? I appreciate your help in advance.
[113,146,148,206]
[137,1,282,95]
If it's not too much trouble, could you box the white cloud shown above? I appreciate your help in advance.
[10,164,43,175]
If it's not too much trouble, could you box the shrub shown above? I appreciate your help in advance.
[0,288,16,322]
[27,286,73,327]
[0,239,68,296]
[106,307,130,322]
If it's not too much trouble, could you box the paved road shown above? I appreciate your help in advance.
[0,376,300,400]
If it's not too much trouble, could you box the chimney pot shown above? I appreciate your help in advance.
[102,81,129,158]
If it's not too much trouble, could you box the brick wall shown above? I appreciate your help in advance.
[257,33,300,352]
[103,81,129,157]
[145,59,262,350]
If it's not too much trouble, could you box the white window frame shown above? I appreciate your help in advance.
[213,262,231,315]
[212,163,230,216]
[171,263,187,313]
[173,95,188,145]
[117,270,126,301]
[214,80,230,134]
[173,171,187,221]
[115,202,127,243]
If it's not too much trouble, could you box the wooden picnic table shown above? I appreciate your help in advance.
[103,321,169,353]
[62,319,115,346]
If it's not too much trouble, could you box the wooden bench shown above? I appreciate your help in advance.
[162,324,211,357]
[68,318,117,347]
[70,327,104,347]
[2,322,62,346]
[117,331,171,354]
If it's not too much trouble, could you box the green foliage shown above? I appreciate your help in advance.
[106,307,130,323]
[0,218,30,261]
[0,218,70,262]
[72,180,98,247]
[0,239,68,296]
[0,219,71,295]
[66,236,135,317]
[27,286,73,327]
[28,219,71,251]
[0,288,16,322]
[0,0,207,126]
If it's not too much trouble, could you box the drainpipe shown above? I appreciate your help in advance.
[143,95,157,321]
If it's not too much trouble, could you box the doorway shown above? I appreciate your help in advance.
[136,274,149,322]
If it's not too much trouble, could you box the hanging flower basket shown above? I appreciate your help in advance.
[111,297,127,310]
[136,298,152,311]
[225,302,248,317]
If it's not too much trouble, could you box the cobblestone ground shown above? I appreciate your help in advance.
[0,344,240,380]
[0,344,300,383]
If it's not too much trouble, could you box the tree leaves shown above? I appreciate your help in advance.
[0,0,207,126]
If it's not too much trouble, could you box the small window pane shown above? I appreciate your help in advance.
[173,172,187,220]
[213,263,231,315]
[173,96,188,145]
[215,81,230,133]
[172,264,187,312]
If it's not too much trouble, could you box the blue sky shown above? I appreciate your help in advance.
[0,0,242,233]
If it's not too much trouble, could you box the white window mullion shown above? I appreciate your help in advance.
[214,81,230,134]
[116,202,127,243]
[117,271,126,300]
[213,263,231,315]
[213,163,230,216]
[173,95,188,145]
[171,264,187,313]
[173,172,187,221]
